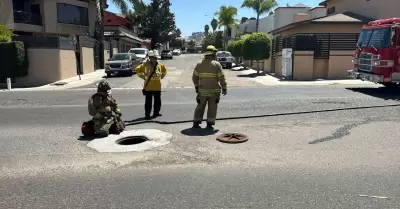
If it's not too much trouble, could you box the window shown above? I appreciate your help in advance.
[57,3,88,26]
[327,7,335,15]
[357,28,391,49]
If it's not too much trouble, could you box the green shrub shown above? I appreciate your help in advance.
[242,32,272,61]
[0,24,13,43]
[228,39,244,61]
[0,41,29,79]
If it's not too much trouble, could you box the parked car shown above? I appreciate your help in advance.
[172,49,181,55]
[161,50,173,59]
[128,48,148,62]
[216,51,234,69]
[105,53,142,77]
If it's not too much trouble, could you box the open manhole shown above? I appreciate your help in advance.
[116,136,148,145]
[216,133,249,144]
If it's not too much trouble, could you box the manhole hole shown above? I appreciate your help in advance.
[216,133,249,144]
[116,136,148,145]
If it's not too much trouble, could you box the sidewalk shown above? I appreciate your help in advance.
[2,70,106,92]
[234,66,380,86]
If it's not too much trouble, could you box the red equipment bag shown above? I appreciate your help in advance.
[81,120,95,136]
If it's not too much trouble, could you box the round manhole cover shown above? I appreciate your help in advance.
[116,136,148,145]
[216,133,249,144]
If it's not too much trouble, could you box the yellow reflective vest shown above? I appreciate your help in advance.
[192,60,227,96]
[135,61,167,91]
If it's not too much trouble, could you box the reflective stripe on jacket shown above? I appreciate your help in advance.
[135,61,167,91]
[192,60,227,96]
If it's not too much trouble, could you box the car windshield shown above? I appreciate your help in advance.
[111,54,130,60]
[129,49,146,54]
[357,28,391,49]
[216,52,232,57]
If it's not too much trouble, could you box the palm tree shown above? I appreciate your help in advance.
[241,0,277,32]
[94,0,128,68]
[215,6,238,50]
[123,0,147,27]
[204,24,210,35]
[211,18,218,32]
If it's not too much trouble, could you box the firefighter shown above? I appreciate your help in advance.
[192,45,227,129]
[135,50,167,120]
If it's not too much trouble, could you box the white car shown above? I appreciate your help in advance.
[128,48,148,61]
[172,49,181,55]
[216,51,234,69]
[161,50,173,59]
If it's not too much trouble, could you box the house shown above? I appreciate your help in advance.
[0,0,98,87]
[103,11,146,56]
[1,0,96,36]
[263,0,390,80]
[320,0,399,19]
[231,4,326,38]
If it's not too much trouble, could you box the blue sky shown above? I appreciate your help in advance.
[107,0,322,36]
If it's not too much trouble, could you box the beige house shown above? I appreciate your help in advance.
[0,0,100,87]
[258,0,398,80]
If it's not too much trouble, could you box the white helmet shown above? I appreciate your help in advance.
[148,50,157,58]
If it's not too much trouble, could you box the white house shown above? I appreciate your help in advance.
[231,4,327,39]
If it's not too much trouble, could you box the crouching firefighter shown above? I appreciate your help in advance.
[192,45,227,129]
[86,81,125,137]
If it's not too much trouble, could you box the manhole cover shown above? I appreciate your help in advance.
[116,136,148,145]
[216,133,248,144]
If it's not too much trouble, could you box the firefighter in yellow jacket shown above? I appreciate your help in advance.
[135,50,167,120]
[192,45,227,129]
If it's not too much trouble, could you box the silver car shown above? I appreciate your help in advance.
[216,51,234,69]
[105,53,142,77]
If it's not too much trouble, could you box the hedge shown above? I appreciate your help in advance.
[0,41,29,79]
[242,32,272,61]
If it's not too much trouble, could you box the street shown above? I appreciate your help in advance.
[1,54,400,208]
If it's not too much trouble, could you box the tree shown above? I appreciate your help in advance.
[204,24,210,35]
[211,18,218,32]
[0,25,13,43]
[227,39,244,65]
[242,32,272,74]
[215,5,238,50]
[214,31,224,49]
[241,0,277,32]
[94,0,128,69]
[129,0,176,49]
[170,38,184,49]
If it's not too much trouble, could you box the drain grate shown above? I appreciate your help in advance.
[116,136,148,145]
[216,133,249,144]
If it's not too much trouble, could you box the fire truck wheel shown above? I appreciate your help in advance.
[382,83,399,88]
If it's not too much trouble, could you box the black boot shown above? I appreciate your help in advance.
[206,122,214,129]
[192,122,201,128]
[152,112,162,118]
[145,115,151,120]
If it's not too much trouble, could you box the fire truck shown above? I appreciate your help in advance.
[348,18,400,87]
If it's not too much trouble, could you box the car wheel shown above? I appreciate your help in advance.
[106,72,111,77]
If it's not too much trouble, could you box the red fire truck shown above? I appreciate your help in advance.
[348,18,400,87]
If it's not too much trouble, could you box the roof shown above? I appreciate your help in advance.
[269,11,375,35]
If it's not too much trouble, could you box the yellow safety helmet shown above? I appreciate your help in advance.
[204,45,217,55]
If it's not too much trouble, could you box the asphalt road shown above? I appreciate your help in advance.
[2,54,400,208]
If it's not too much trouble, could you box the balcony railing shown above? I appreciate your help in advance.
[13,11,42,26]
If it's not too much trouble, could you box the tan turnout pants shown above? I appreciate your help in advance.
[193,95,220,125]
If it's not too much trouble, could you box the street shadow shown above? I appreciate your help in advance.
[181,128,219,136]
[237,72,265,78]
[123,117,149,125]
[346,87,400,101]
[77,135,95,141]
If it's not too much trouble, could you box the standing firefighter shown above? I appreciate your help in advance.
[88,81,125,137]
[136,50,167,120]
[192,45,227,129]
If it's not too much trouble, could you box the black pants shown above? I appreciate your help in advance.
[145,91,161,116]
